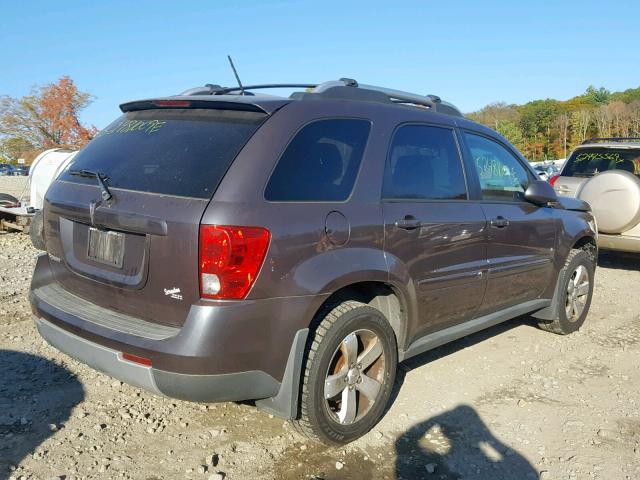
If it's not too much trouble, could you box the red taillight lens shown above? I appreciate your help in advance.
[152,100,191,107]
[199,225,270,300]
[549,174,560,186]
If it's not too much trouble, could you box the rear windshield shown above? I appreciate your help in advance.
[59,109,266,198]
[564,148,640,178]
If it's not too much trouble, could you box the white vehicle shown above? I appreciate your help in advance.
[551,138,640,253]
[29,148,78,209]
[0,148,77,236]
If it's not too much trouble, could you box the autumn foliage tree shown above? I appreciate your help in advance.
[468,85,640,161]
[0,76,97,161]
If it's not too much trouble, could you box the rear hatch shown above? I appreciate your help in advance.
[554,147,640,197]
[43,104,267,327]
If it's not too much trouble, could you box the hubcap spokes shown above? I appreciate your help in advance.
[566,265,589,322]
[324,329,385,425]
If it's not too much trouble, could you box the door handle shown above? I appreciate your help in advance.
[490,216,510,228]
[395,216,422,230]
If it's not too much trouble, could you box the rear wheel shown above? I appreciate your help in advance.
[294,300,397,445]
[538,249,594,335]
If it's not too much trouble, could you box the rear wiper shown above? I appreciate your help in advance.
[69,169,113,202]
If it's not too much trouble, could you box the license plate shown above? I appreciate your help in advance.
[87,227,124,268]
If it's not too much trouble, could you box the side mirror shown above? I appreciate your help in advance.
[524,180,558,206]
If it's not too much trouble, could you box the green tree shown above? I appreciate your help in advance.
[0,136,34,163]
[585,85,611,105]
[467,102,519,129]
[496,120,525,152]
[610,87,640,104]
[518,99,560,160]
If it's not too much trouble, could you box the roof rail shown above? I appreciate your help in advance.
[581,137,640,145]
[179,78,463,117]
[308,79,463,117]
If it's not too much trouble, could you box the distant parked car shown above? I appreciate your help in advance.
[551,137,640,253]
[534,163,559,182]
[0,163,17,176]
[16,166,30,176]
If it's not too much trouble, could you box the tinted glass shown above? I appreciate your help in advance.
[464,132,531,202]
[265,119,371,201]
[382,125,467,200]
[59,109,266,199]
[563,148,640,177]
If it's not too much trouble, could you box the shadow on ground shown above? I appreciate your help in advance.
[274,317,538,480]
[0,350,84,477]
[386,318,539,479]
[598,251,640,270]
[395,405,538,480]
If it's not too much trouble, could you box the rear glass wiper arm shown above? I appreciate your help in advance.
[69,169,113,202]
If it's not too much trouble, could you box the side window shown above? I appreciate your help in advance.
[264,119,371,202]
[464,132,531,202]
[382,125,467,200]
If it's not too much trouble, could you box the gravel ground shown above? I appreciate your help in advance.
[1,231,639,480]
[0,177,29,202]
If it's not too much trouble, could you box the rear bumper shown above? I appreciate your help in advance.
[30,253,320,415]
[598,233,640,253]
[33,316,282,402]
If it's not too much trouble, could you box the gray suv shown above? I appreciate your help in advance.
[30,79,597,445]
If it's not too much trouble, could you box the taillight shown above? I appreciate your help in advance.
[199,225,270,300]
[549,174,560,186]
[152,100,191,107]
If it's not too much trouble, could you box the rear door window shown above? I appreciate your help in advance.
[382,124,467,200]
[563,148,640,177]
[264,119,371,202]
[59,109,266,199]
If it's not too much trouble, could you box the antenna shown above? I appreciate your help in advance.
[227,55,245,95]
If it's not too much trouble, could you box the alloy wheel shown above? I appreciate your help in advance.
[323,329,386,425]
[565,264,590,322]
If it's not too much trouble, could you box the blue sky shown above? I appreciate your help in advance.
[2,0,639,129]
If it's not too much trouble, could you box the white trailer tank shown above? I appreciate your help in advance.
[29,148,77,209]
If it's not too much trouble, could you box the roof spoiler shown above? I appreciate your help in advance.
[119,98,273,114]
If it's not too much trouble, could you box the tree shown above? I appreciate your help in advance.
[467,84,640,160]
[570,110,592,145]
[496,120,525,152]
[585,85,611,105]
[467,102,519,130]
[0,76,97,152]
[0,136,34,163]
[556,114,569,159]
[518,99,560,160]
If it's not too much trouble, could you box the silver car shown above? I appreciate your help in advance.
[551,138,640,253]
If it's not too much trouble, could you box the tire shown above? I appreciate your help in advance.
[29,209,46,250]
[293,300,397,445]
[538,249,595,335]
[0,193,19,205]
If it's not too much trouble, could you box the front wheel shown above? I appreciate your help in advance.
[294,301,397,445]
[538,249,595,335]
